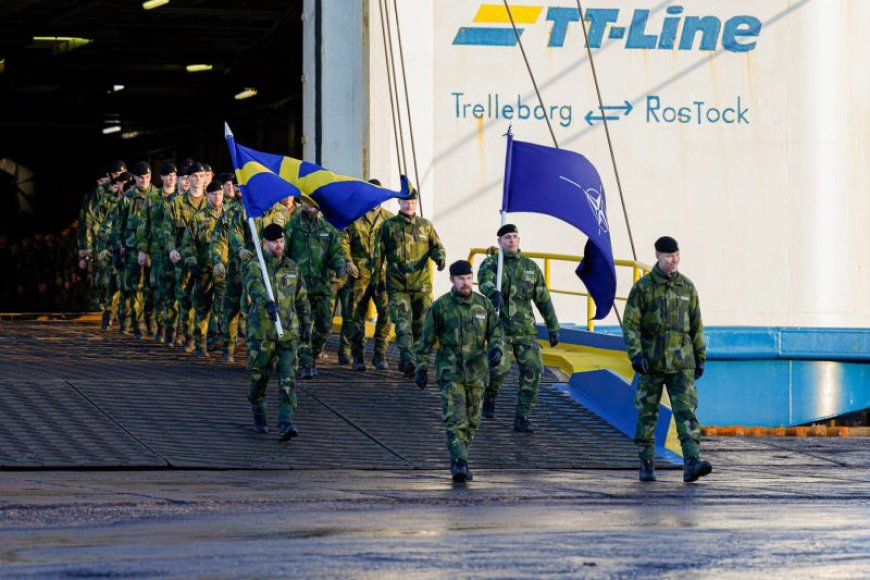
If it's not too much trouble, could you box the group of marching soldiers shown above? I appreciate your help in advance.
[76,158,565,482]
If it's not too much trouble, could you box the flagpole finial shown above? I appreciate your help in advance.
[224,122,233,139]
[503,124,513,138]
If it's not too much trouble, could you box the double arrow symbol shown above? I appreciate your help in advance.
[584,101,633,126]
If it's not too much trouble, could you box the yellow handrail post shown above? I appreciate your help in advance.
[586,295,595,332]
[544,258,551,288]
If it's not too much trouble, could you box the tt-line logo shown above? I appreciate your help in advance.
[453,4,762,53]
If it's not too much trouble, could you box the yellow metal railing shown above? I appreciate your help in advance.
[467,247,651,332]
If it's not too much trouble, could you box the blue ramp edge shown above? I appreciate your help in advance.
[537,324,682,463]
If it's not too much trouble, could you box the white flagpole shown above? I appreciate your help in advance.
[247,217,284,338]
[495,210,506,310]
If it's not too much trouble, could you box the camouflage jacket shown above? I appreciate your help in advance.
[161,192,208,257]
[284,211,345,297]
[623,264,706,372]
[416,289,504,383]
[373,212,445,293]
[181,205,223,271]
[136,188,176,256]
[228,202,292,262]
[77,185,104,250]
[478,250,559,339]
[98,194,127,254]
[342,206,393,283]
[243,252,311,343]
[111,184,158,252]
[83,188,115,254]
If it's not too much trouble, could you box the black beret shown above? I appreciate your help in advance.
[654,236,679,253]
[497,223,518,237]
[262,223,284,241]
[177,165,190,177]
[160,162,177,176]
[206,181,223,193]
[368,178,382,186]
[449,260,473,277]
[188,162,206,174]
[112,171,132,185]
[202,163,213,173]
[109,160,127,173]
[131,161,151,176]
[95,169,110,180]
[179,158,194,168]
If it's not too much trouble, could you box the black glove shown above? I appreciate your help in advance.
[414,368,428,390]
[299,324,311,343]
[436,258,446,271]
[336,263,347,278]
[631,353,650,375]
[377,279,386,295]
[395,262,406,275]
[548,330,560,347]
[189,263,201,277]
[488,348,502,367]
[490,291,502,310]
[694,358,705,380]
[265,300,278,322]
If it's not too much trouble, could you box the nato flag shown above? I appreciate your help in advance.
[502,133,616,319]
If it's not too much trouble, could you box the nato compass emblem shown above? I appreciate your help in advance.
[559,176,609,235]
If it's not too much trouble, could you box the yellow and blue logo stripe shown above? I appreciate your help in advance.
[452,4,543,46]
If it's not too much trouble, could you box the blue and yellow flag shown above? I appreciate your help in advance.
[225,123,412,229]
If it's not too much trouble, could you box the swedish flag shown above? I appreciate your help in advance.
[225,123,412,229]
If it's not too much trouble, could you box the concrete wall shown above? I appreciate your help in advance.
[307,0,870,329]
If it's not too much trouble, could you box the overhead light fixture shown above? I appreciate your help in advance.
[121,131,140,140]
[234,87,258,101]
[0,58,5,74]
[142,0,170,9]
[112,84,125,92]
[33,36,92,54]
[185,64,213,73]
[102,126,122,135]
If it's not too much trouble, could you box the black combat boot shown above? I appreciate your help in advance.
[372,353,388,371]
[101,311,111,330]
[133,326,144,340]
[639,459,657,482]
[352,355,366,372]
[299,363,316,379]
[464,460,474,482]
[337,351,351,366]
[252,411,269,434]
[513,416,535,433]
[482,393,496,419]
[278,420,299,442]
[450,459,468,483]
[683,457,713,483]
[163,329,175,348]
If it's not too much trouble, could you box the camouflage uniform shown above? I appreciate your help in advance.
[181,204,223,354]
[373,212,446,370]
[623,263,706,461]
[341,207,395,366]
[478,250,559,418]
[161,192,208,344]
[95,193,126,328]
[284,210,345,369]
[244,252,311,430]
[82,187,116,318]
[137,187,177,341]
[416,289,503,463]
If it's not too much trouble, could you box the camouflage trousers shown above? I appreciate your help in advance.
[151,256,177,335]
[634,369,701,461]
[95,260,121,323]
[388,290,431,366]
[298,293,335,366]
[349,277,391,362]
[210,279,225,339]
[190,272,214,351]
[221,260,243,351]
[120,256,147,333]
[441,378,485,462]
[173,265,195,340]
[247,338,299,426]
[336,279,353,358]
[488,336,543,418]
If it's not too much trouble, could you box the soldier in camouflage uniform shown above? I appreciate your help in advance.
[477,224,560,433]
[415,260,503,482]
[244,223,311,441]
[623,236,712,483]
[342,183,394,371]
[81,171,116,325]
[77,169,111,309]
[136,162,177,343]
[162,162,208,348]
[181,181,224,356]
[95,173,134,330]
[284,197,346,378]
[373,190,446,377]
[112,161,159,338]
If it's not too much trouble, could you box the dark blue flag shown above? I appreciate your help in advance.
[502,131,616,319]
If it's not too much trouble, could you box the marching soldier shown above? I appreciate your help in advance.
[415,260,503,483]
[284,197,346,378]
[373,190,446,377]
[244,223,311,441]
[477,224,560,433]
[623,236,712,483]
